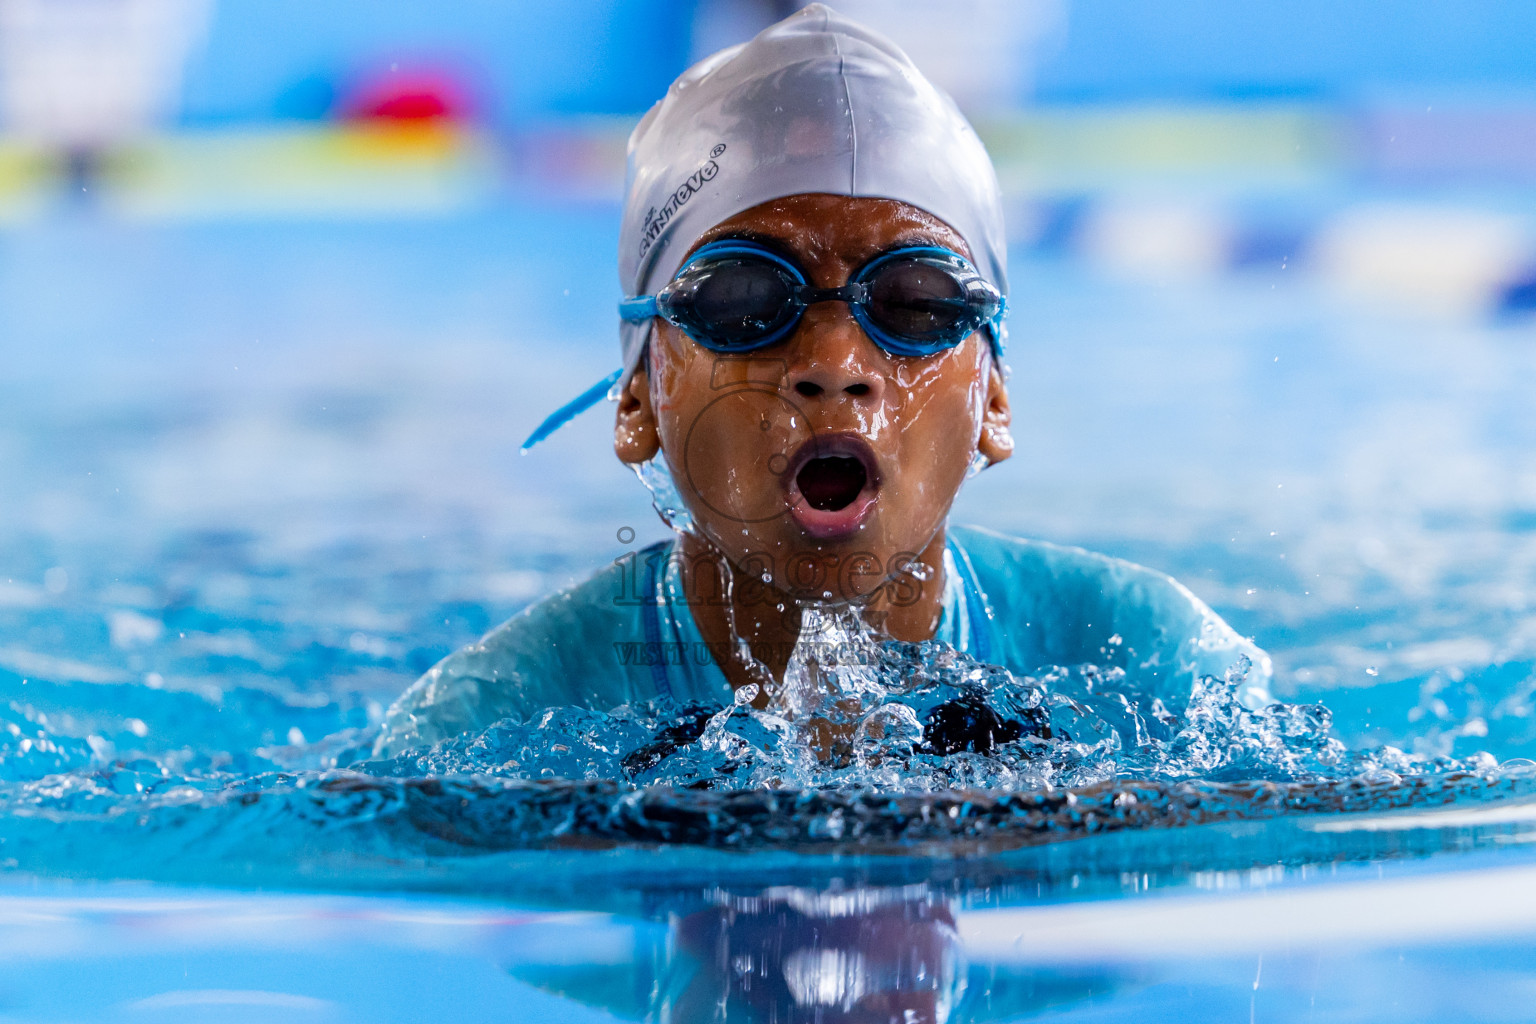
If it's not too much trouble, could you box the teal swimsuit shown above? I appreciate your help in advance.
[375,525,1272,756]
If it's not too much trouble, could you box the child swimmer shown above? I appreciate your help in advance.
[375,5,1271,757]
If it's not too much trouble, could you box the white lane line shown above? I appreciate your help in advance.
[128,989,334,1011]
[1304,798,1536,832]
[960,862,1536,963]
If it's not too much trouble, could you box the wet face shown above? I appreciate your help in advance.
[616,194,1012,615]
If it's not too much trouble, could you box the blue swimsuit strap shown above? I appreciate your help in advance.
[948,536,996,664]
[639,545,676,701]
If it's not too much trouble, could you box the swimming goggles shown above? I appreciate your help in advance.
[619,239,1005,358]
[522,240,1005,449]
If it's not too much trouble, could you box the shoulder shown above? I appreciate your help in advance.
[950,523,1215,618]
[493,554,648,652]
[950,524,1131,582]
[950,524,1184,617]
[374,546,665,755]
[950,523,1204,583]
[949,524,1273,707]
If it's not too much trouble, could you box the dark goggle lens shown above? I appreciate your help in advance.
[864,258,974,343]
[669,258,796,348]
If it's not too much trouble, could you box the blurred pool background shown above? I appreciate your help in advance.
[5,0,1536,1020]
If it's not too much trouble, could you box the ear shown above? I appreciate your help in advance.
[614,367,661,465]
[975,362,1014,466]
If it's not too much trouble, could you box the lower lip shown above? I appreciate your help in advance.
[786,488,878,540]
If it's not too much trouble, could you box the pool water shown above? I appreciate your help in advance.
[4,195,1536,1020]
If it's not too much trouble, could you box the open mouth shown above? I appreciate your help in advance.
[797,456,868,511]
[783,435,880,540]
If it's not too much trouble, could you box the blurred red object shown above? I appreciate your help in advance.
[343,69,470,124]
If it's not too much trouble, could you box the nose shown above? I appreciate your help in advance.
[784,307,886,406]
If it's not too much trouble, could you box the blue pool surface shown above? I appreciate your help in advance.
[4,192,1536,1019]
[10,852,1536,1023]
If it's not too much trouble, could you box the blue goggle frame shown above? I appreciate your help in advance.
[619,240,1005,358]
[522,241,1007,449]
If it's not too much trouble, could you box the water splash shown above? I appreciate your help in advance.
[360,609,1484,797]
[0,590,1524,880]
[965,447,990,479]
[632,456,696,534]
[769,603,887,722]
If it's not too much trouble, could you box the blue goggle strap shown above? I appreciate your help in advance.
[528,243,1006,449]
[618,296,658,322]
[520,367,622,451]
[527,247,781,449]
[986,295,1008,356]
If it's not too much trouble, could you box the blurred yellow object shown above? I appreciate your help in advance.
[978,105,1345,192]
[100,122,499,220]
[0,139,57,220]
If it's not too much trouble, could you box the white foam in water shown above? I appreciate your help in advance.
[360,604,1492,804]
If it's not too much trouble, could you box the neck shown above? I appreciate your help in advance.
[677,528,949,704]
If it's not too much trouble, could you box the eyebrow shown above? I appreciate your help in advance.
[877,233,959,256]
[693,229,963,264]
[689,228,799,261]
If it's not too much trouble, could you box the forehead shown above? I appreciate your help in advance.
[688,193,971,265]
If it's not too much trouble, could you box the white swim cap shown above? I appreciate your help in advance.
[523,3,1009,449]
[617,2,1009,386]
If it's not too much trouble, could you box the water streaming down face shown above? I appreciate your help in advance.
[633,455,696,535]
[615,195,1008,639]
